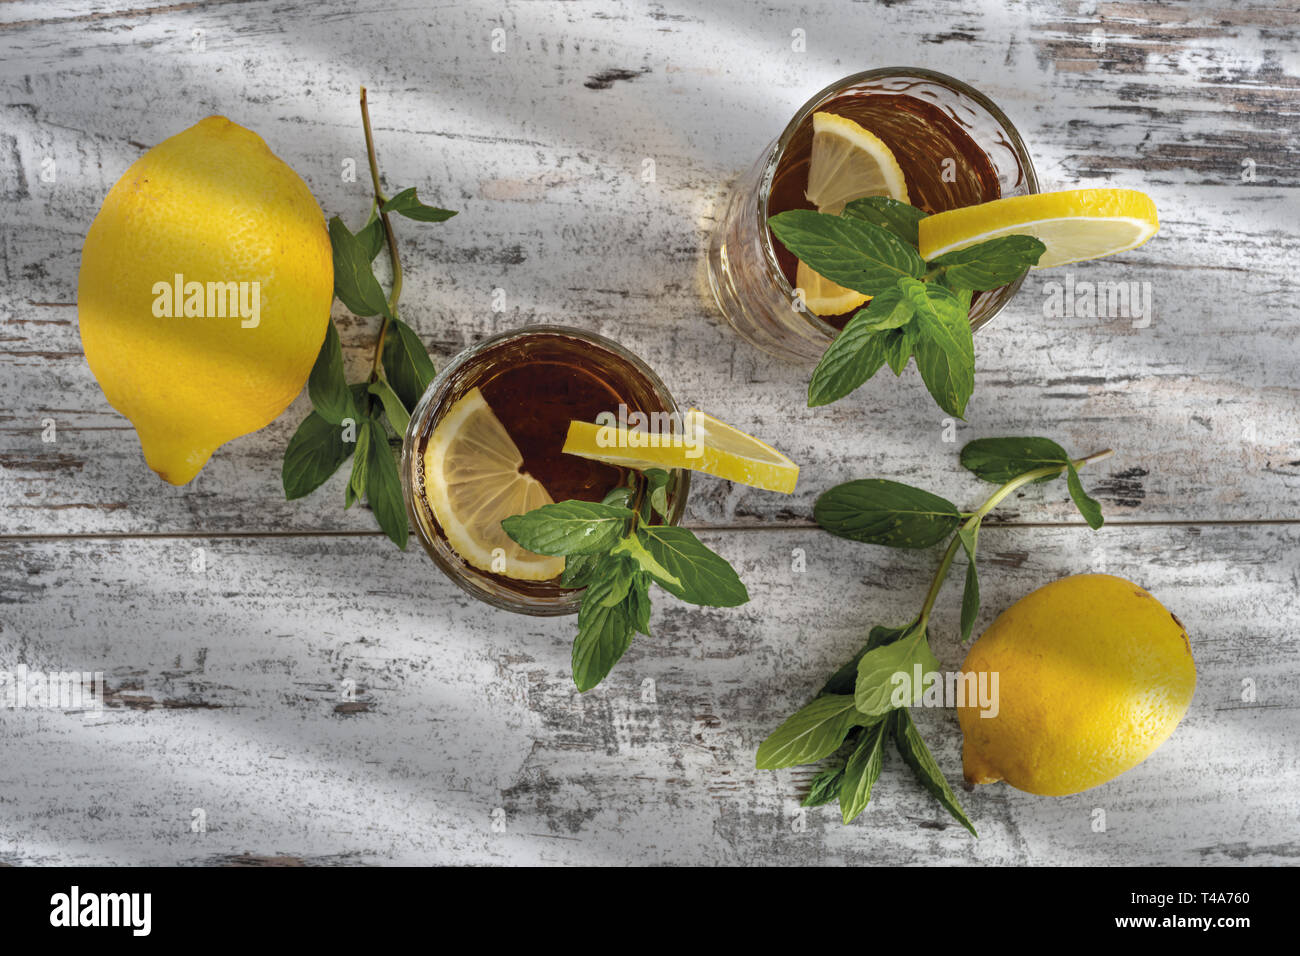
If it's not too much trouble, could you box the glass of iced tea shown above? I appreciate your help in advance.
[402,326,690,615]
[707,67,1039,362]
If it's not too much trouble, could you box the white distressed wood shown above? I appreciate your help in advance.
[1,0,1297,532]
[0,0,1297,865]
[0,524,1296,865]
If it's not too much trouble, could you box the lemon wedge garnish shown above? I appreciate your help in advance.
[422,387,565,581]
[918,188,1159,269]
[796,259,873,317]
[795,112,910,316]
[805,112,910,213]
[562,410,798,494]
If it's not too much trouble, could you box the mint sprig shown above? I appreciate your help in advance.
[770,199,1045,416]
[757,438,1114,831]
[281,87,457,549]
[502,471,750,692]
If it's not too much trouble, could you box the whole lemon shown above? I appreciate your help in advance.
[958,573,1195,796]
[78,116,333,485]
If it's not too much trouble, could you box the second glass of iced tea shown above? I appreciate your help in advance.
[402,326,689,615]
[707,67,1039,362]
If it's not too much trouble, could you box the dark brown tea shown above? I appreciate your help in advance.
[478,347,630,503]
[408,328,682,606]
[769,91,1003,327]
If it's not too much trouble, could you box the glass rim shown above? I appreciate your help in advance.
[401,323,691,616]
[758,66,1041,338]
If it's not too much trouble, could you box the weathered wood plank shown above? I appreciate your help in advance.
[1,0,1297,533]
[0,523,1294,864]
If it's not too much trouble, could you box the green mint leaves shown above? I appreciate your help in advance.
[280,91,454,549]
[770,198,1045,416]
[757,437,1114,831]
[381,187,457,222]
[769,210,924,295]
[813,479,960,548]
[960,436,1105,528]
[502,472,749,691]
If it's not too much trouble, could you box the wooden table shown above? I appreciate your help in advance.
[1,0,1296,866]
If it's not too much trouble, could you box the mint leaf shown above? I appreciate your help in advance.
[626,573,652,636]
[584,556,636,608]
[808,317,889,408]
[1067,462,1105,529]
[328,216,392,318]
[638,526,748,607]
[571,595,634,692]
[382,187,457,223]
[808,284,917,406]
[819,624,912,696]
[308,320,359,425]
[839,719,887,824]
[842,196,927,246]
[770,209,925,296]
[560,553,598,589]
[958,524,980,643]
[814,479,960,548]
[346,414,371,509]
[362,419,407,549]
[501,501,631,556]
[802,763,846,808]
[282,411,354,500]
[959,436,1070,483]
[356,215,385,262]
[927,235,1045,291]
[902,278,975,418]
[882,325,914,376]
[755,694,871,769]
[853,284,915,332]
[381,318,437,410]
[643,468,672,519]
[368,378,410,435]
[601,485,633,509]
[611,532,682,590]
[892,708,977,836]
[854,624,941,716]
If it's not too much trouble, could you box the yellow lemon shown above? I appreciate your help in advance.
[958,573,1195,796]
[78,116,333,485]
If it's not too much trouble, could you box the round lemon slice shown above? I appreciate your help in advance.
[918,188,1159,269]
[794,112,910,316]
[562,409,799,494]
[422,387,565,581]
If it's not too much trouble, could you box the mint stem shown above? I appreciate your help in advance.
[914,448,1112,628]
[359,86,404,383]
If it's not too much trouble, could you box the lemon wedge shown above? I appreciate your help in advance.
[796,259,873,317]
[422,387,565,581]
[918,188,1159,269]
[562,410,799,494]
[795,112,910,316]
[805,111,910,213]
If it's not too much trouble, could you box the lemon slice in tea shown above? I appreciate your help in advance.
[795,111,911,316]
[562,409,798,494]
[422,387,565,581]
[918,188,1159,269]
